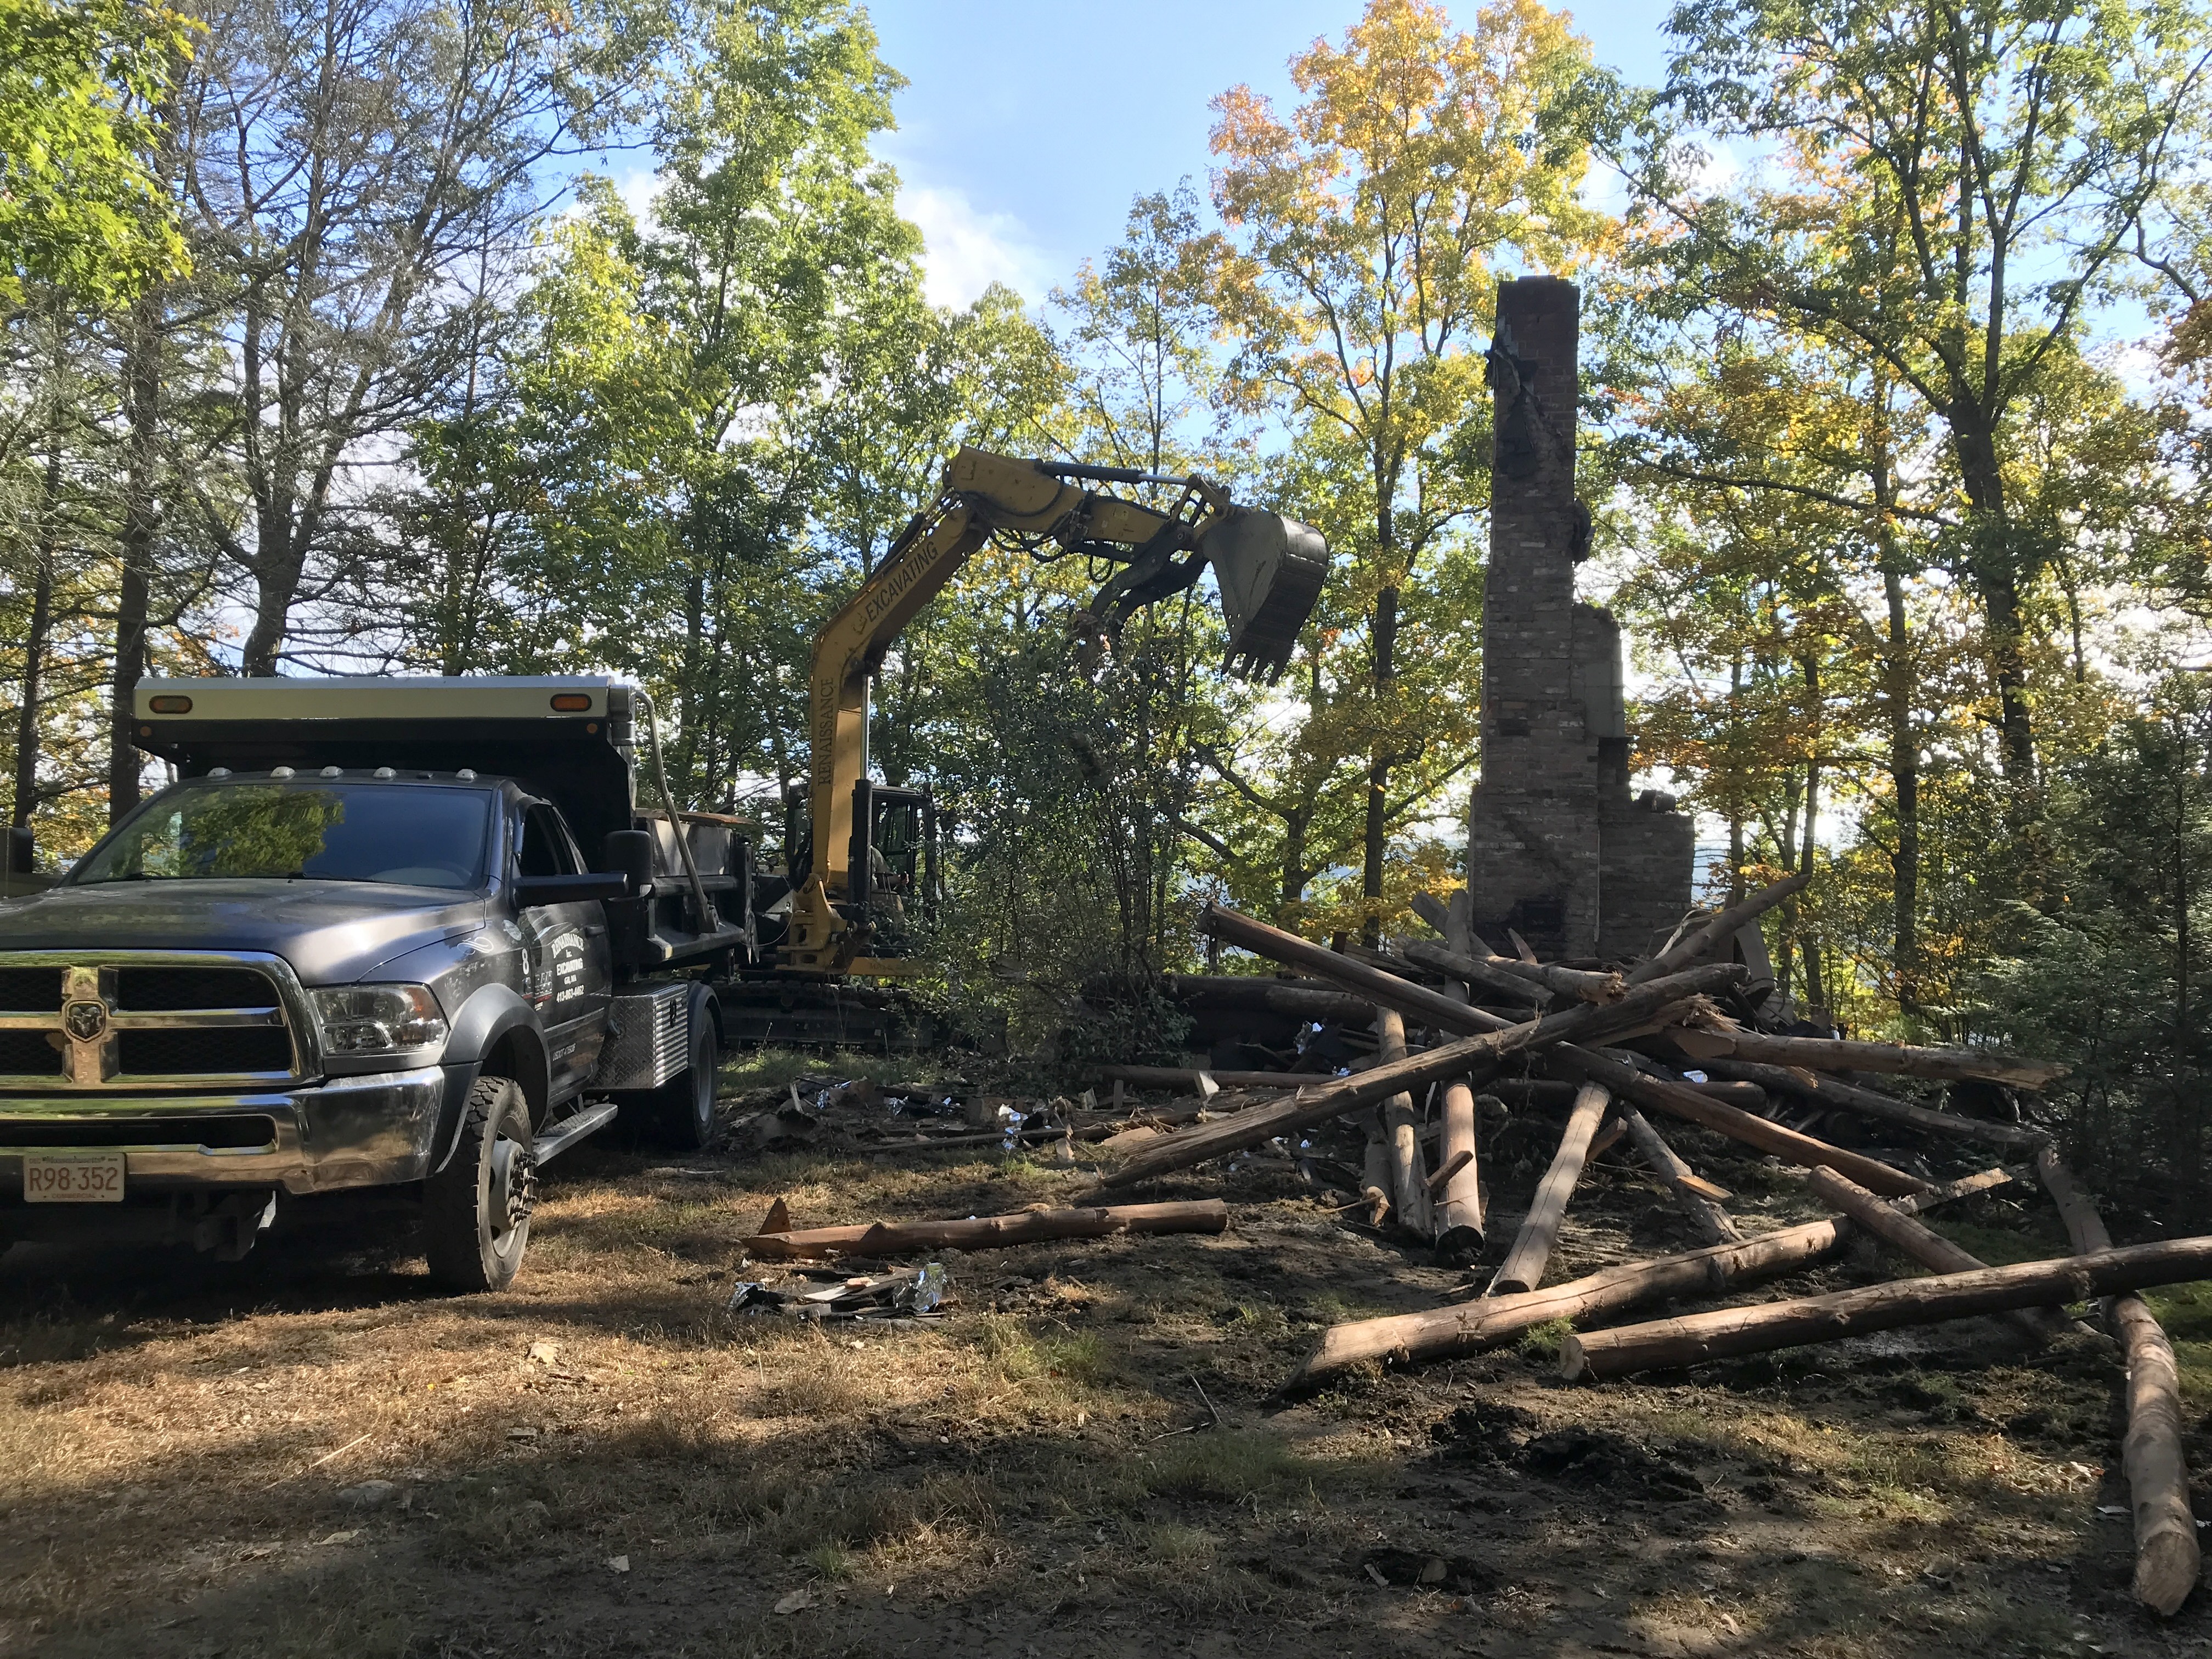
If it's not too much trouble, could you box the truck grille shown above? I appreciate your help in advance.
[0,953,303,1089]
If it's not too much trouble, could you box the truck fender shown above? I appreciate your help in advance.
[428,986,550,1176]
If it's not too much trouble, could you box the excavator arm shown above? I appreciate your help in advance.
[780,446,1328,975]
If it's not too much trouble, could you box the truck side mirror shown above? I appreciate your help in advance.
[603,829,654,896]
[6,827,31,877]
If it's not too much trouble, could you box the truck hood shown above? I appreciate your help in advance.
[0,881,487,985]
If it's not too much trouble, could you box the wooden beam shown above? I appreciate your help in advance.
[1620,1104,1740,1245]
[1627,870,1812,985]
[2037,1150,2202,1616]
[738,1199,1228,1261]
[1807,1166,2072,1345]
[1094,962,1742,1192]
[1488,1084,1610,1295]
[1694,1054,2049,1148]
[1376,1008,1432,1240]
[1560,1234,2212,1383]
[1553,1045,1929,1197]
[1670,1026,2064,1090]
[1285,1168,2014,1390]
[1434,1079,1486,1265]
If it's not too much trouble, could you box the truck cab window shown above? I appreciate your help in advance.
[517,804,580,879]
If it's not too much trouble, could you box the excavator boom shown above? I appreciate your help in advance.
[780,447,1328,975]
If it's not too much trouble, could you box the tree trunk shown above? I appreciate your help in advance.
[1561,1235,2212,1384]
[1288,1166,2014,1390]
[1362,576,1398,946]
[1878,535,1920,1011]
[1798,656,1825,1017]
[2037,1151,2202,1616]
[12,447,61,831]
[111,284,162,822]
[1488,1082,1608,1295]
[1951,412,2038,802]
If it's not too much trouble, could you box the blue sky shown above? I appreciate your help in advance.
[864,1,1679,306]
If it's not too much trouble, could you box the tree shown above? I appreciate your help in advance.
[173,0,664,677]
[1632,0,2212,810]
[0,0,190,313]
[1201,0,1601,939]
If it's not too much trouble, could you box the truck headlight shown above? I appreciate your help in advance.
[311,985,448,1056]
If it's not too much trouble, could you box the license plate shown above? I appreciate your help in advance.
[23,1152,125,1203]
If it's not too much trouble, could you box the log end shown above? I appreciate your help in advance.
[2135,1528,2203,1616]
[1558,1333,1590,1383]
[1434,1223,1486,1269]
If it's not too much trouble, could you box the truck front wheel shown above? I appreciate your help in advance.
[423,1076,536,1291]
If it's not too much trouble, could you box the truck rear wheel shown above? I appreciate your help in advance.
[424,1076,535,1291]
[641,988,720,1150]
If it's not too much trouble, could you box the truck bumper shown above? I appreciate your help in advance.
[0,1066,449,1199]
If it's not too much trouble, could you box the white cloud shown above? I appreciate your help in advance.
[899,184,1051,307]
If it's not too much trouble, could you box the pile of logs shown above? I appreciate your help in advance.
[1080,878,2204,1617]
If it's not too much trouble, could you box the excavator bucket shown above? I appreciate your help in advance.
[1201,509,1330,681]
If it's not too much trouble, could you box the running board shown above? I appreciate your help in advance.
[535,1101,619,1163]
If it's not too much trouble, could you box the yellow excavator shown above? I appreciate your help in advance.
[765,446,1328,990]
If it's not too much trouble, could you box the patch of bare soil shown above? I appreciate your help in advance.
[0,1085,2207,1658]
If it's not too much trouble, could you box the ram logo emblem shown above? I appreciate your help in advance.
[63,1000,109,1043]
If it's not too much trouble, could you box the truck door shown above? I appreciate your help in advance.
[514,800,614,1099]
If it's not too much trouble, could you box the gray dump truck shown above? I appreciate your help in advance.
[0,676,755,1289]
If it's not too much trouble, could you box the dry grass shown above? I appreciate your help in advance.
[0,1074,2203,1656]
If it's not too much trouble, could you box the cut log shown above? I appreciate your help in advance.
[1402,935,1622,1006]
[1551,1045,1929,1198]
[1668,1026,2064,1090]
[1102,1064,1350,1092]
[1626,870,1813,985]
[1693,1055,2048,1149]
[1491,1076,1766,1112]
[1376,1009,1433,1239]
[1560,1233,2212,1383]
[1286,1167,2014,1390]
[1360,1115,1393,1227]
[2037,1150,2202,1616]
[1488,1083,1609,1295]
[1807,1166,2071,1345]
[1200,902,1528,1039]
[1620,1104,1740,1245]
[1434,1080,1486,1265]
[1093,961,1743,1192]
[738,1199,1229,1261]
[1158,974,1378,1025]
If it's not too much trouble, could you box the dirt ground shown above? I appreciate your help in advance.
[2,1054,2208,1658]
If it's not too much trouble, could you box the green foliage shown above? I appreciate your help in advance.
[0,0,189,309]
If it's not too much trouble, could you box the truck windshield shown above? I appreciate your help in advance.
[73,783,493,890]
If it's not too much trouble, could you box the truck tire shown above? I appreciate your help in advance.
[423,1076,536,1292]
[642,988,720,1150]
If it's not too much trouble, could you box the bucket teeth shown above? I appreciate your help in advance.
[1201,509,1330,682]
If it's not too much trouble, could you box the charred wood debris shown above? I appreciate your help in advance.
[727,874,2203,1616]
